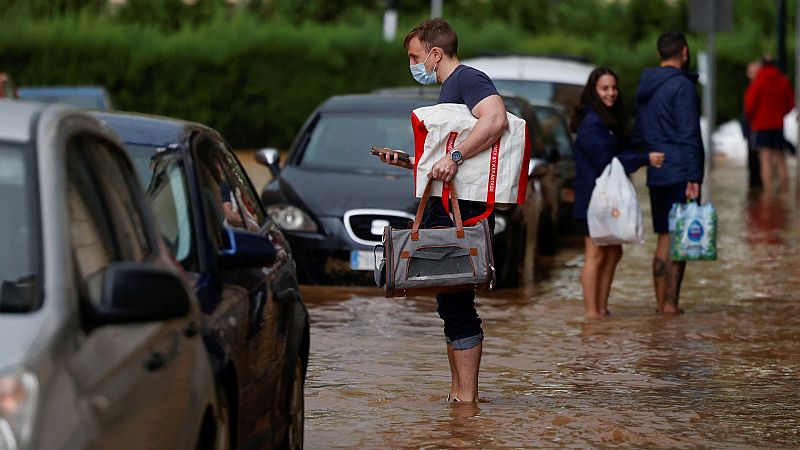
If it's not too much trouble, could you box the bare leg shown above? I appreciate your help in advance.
[597,245,622,316]
[452,343,482,402]
[664,260,686,314]
[446,344,460,400]
[653,233,670,312]
[759,148,773,194]
[775,150,789,193]
[581,237,604,317]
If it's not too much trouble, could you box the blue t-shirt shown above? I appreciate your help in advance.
[438,65,499,110]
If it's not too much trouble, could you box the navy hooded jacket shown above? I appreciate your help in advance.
[633,66,704,186]
[573,106,649,220]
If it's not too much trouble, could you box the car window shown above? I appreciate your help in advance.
[148,155,196,268]
[0,142,40,313]
[83,136,153,261]
[126,144,197,271]
[534,107,574,159]
[299,112,412,173]
[218,144,264,231]
[67,139,122,306]
[494,80,555,103]
[194,136,240,248]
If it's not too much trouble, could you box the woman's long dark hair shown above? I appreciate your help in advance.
[569,67,627,136]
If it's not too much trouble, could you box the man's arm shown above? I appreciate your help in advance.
[675,82,703,198]
[430,94,508,182]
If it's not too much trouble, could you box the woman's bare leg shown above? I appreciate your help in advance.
[582,237,604,317]
[597,245,623,315]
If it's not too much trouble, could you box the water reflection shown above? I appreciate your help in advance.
[302,161,800,449]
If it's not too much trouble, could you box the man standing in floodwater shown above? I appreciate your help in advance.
[379,18,507,402]
[634,32,704,314]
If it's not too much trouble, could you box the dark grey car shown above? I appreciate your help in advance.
[0,102,221,449]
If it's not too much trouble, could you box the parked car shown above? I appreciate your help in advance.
[0,101,222,449]
[462,55,595,113]
[0,72,15,99]
[259,93,558,287]
[94,111,309,449]
[17,86,113,110]
[529,102,577,227]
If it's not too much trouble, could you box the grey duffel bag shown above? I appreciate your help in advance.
[375,179,496,298]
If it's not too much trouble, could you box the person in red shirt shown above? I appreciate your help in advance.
[744,56,795,194]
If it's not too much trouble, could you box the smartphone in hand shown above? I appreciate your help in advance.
[371,145,410,162]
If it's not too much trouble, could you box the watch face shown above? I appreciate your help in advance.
[451,150,462,162]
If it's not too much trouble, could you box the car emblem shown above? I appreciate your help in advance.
[371,219,391,235]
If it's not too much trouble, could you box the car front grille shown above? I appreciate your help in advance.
[343,209,415,245]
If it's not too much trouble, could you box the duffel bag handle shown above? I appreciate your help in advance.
[411,178,464,240]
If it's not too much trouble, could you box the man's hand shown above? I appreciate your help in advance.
[430,156,458,182]
[685,182,700,200]
[649,152,665,168]
[379,151,414,170]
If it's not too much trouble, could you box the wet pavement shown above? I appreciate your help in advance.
[299,160,800,449]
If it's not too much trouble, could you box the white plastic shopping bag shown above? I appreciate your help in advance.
[669,201,717,261]
[587,157,643,245]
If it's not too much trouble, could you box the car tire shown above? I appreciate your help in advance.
[283,357,305,450]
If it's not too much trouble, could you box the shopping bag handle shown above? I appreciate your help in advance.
[411,177,464,240]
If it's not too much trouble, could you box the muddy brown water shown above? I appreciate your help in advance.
[299,160,800,449]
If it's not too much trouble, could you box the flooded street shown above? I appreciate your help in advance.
[300,160,800,449]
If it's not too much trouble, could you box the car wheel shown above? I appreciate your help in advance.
[215,388,233,450]
[283,357,305,450]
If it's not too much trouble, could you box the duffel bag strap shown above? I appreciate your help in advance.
[411,178,465,240]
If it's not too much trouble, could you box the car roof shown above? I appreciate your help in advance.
[462,56,595,86]
[92,111,201,147]
[0,101,48,143]
[319,94,437,114]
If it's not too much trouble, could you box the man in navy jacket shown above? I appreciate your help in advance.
[633,32,704,314]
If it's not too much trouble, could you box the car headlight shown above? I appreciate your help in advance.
[0,370,38,450]
[493,216,507,235]
[266,204,318,232]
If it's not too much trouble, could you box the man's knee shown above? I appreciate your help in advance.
[653,257,667,277]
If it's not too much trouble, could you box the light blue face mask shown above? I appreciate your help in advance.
[410,49,438,85]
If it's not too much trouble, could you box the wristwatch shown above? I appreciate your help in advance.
[451,149,463,165]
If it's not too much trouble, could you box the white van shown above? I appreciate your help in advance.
[462,55,595,111]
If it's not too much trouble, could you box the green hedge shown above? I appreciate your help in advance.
[0,13,790,148]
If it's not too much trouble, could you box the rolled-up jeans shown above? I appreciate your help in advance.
[423,196,495,350]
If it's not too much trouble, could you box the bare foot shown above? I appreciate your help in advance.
[656,305,684,314]
[585,311,603,318]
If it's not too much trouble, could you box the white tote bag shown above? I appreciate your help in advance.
[587,157,644,245]
[411,104,531,218]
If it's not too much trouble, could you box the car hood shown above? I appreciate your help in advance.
[278,165,420,217]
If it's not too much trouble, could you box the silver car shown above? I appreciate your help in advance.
[0,102,222,450]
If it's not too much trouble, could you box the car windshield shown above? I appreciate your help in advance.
[533,107,573,159]
[0,142,40,313]
[299,112,413,173]
[494,80,583,112]
[126,144,195,267]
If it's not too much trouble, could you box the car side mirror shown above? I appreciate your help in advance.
[218,227,277,269]
[86,262,191,327]
[545,145,561,163]
[529,158,549,178]
[255,148,281,178]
